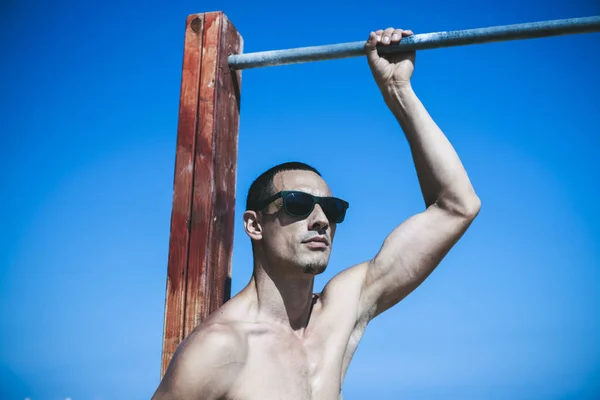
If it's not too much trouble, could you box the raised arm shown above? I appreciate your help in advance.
[328,28,481,322]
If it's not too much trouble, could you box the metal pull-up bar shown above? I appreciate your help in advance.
[228,16,600,70]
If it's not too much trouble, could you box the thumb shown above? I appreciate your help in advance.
[364,32,379,65]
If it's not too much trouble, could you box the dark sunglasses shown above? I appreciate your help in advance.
[251,190,349,223]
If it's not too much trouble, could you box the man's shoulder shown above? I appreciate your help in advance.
[153,319,247,399]
[181,318,248,360]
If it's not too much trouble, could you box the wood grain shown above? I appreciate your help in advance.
[161,11,242,378]
[161,13,204,377]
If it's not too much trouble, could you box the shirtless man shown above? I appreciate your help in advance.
[152,27,481,399]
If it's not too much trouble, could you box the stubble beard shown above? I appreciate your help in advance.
[302,262,327,275]
[286,242,331,275]
[300,251,329,275]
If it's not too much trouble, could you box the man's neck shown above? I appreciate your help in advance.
[247,262,316,333]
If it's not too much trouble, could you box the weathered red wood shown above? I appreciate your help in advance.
[161,11,242,377]
[208,15,243,313]
[184,11,220,339]
[161,14,204,377]
[184,11,243,336]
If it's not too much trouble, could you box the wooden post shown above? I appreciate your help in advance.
[161,11,243,378]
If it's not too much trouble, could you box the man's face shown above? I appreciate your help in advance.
[254,170,337,275]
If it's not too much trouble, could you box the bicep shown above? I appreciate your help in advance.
[361,203,477,319]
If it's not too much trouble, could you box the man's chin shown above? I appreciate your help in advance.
[302,263,327,275]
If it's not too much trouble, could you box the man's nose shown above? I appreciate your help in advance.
[308,204,329,231]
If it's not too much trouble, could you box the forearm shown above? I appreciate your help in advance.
[384,84,479,215]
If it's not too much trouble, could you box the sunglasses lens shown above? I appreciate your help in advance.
[322,198,347,223]
[284,192,314,216]
[283,192,348,223]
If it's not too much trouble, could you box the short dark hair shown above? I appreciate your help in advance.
[246,161,321,211]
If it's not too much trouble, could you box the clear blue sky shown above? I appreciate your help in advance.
[2,0,599,399]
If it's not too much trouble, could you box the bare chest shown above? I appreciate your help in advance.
[228,331,350,400]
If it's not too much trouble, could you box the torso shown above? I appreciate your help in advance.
[213,292,367,400]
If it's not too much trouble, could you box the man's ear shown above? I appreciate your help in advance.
[243,210,262,241]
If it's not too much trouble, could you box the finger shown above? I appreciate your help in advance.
[365,31,380,64]
[391,29,403,43]
[381,27,395,45]
[402,29,414,36]
[365,32,377,48]
[374,29,384,43]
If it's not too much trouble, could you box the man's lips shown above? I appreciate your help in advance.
[303,236,329,247]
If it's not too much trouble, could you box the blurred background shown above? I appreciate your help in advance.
[1,0,599,398]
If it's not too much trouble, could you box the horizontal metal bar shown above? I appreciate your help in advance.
[228,16,600,70]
